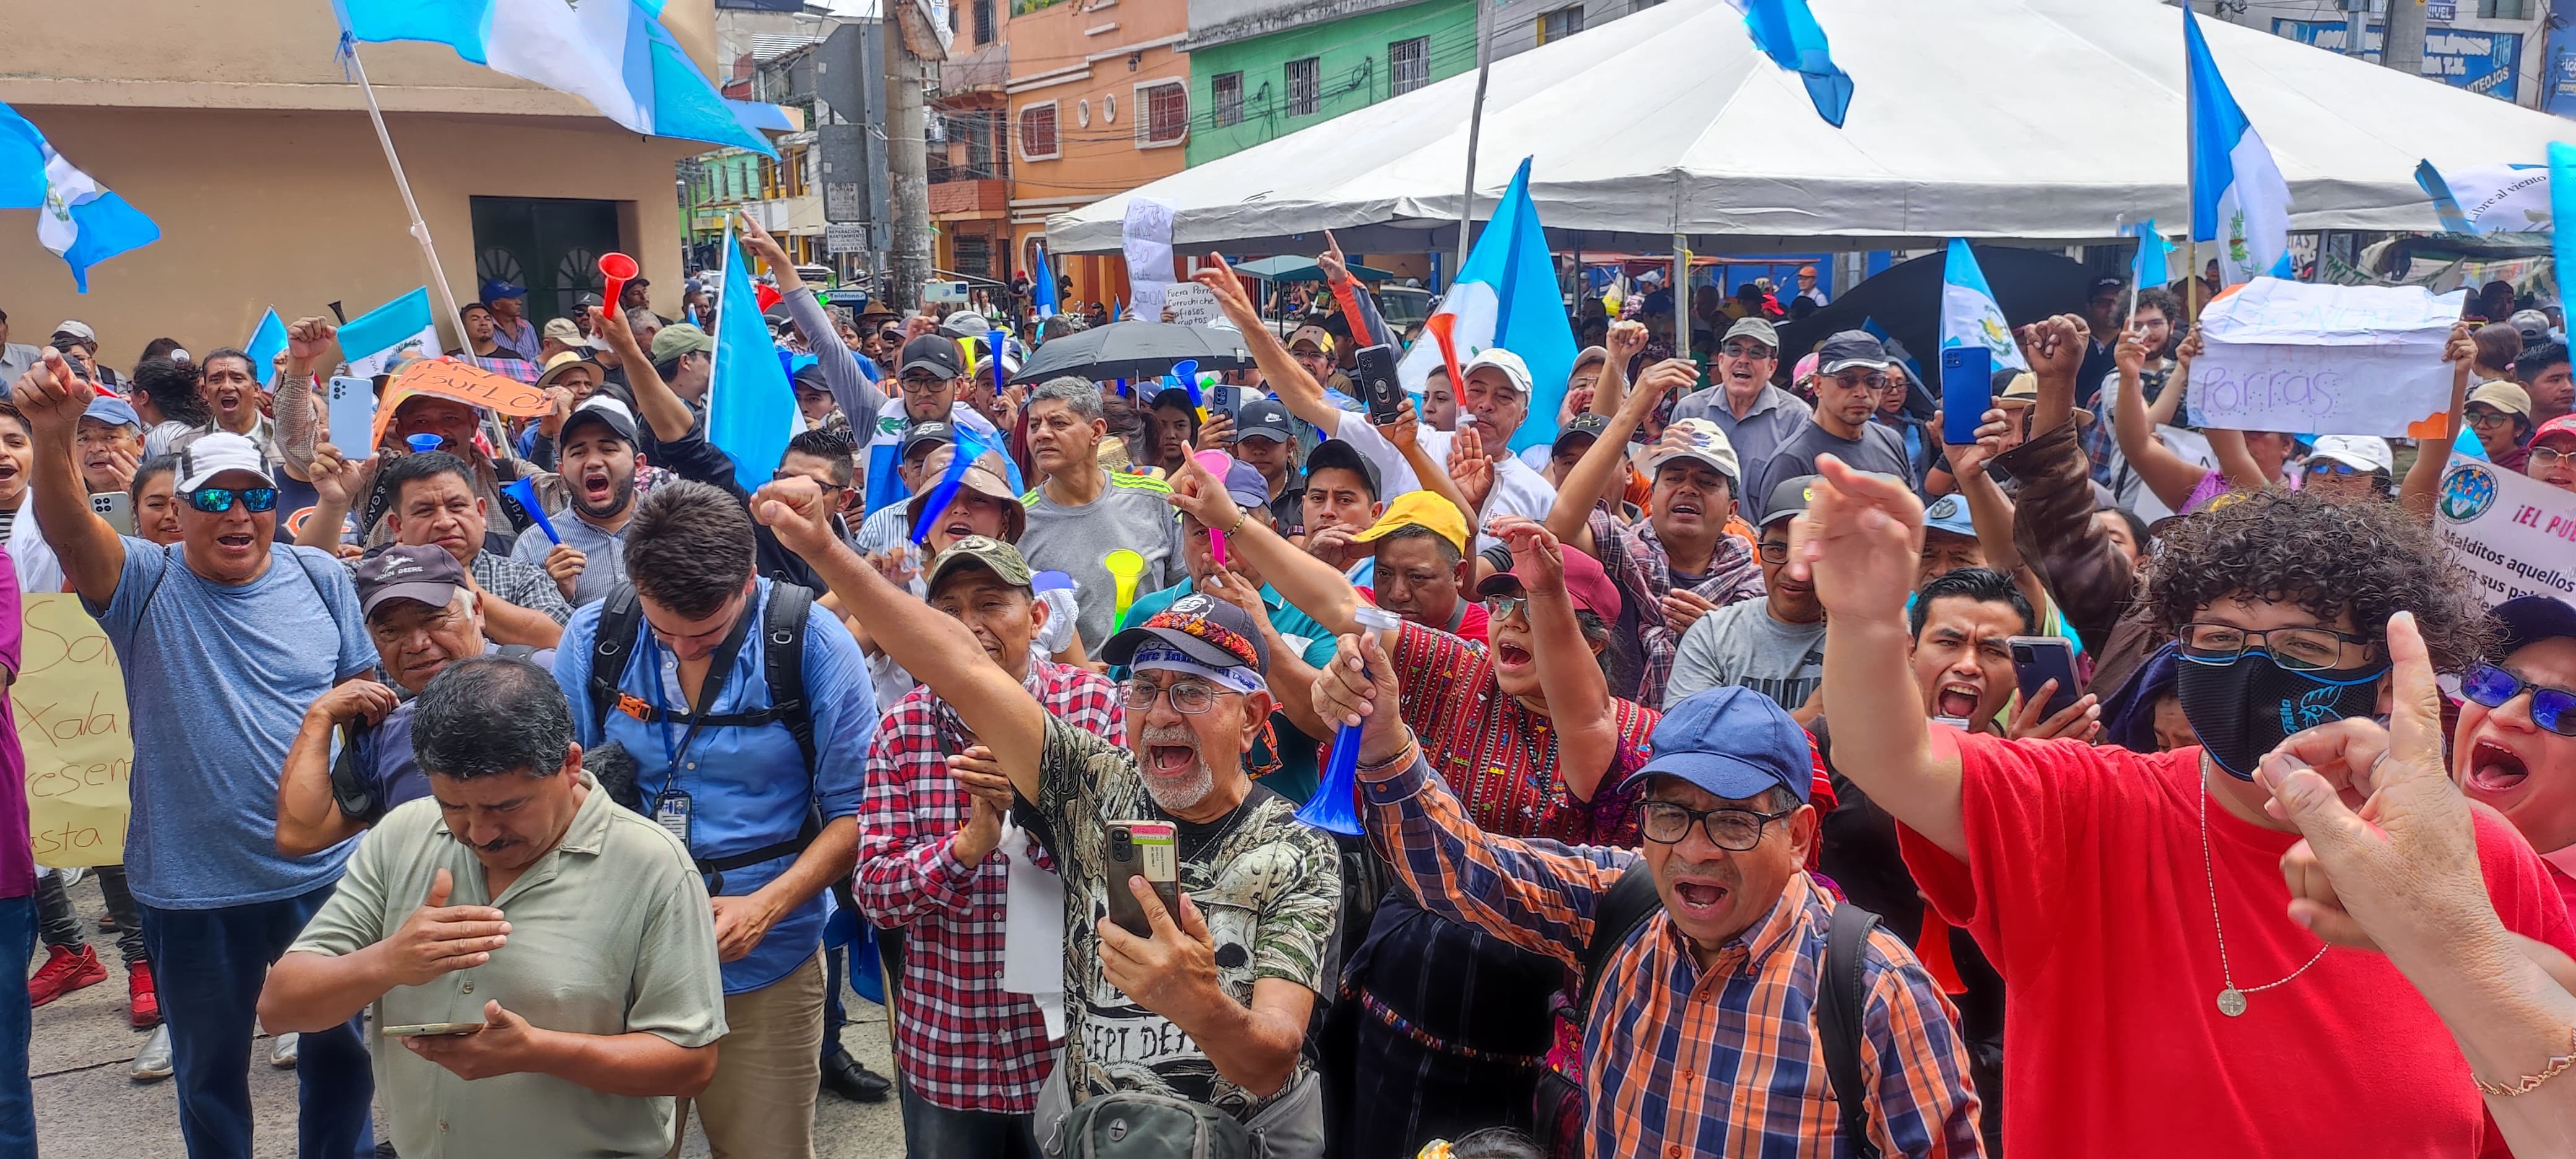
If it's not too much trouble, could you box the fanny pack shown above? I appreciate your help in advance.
[1036,1053,1323,1159]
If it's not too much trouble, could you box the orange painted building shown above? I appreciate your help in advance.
[1003,0,1189,316]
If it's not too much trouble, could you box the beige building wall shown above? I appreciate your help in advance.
[0,0,726,370]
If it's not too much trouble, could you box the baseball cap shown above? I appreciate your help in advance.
[52,320,95,343]
[1461,348,1534,399]
[1232,399,1295,444]
[1572,345,1609,373]
[648,323,715,365]
[2088,276,2126,299]
[1102,590,1271,672]
[2511,309,2554,344]
[906,446,1027,542]
[1288,325,1333,354]
[2308,435,2393,474]
[175,432,275,491]
[479,279,528,302]
[1759,474,1819,528]
[1551,413,1612,455]
[1921,493,1978,539]
[542,317,586,347]
[1477,542,1623,620]
[1216,458,1269,510]
[2495,594,2576,654]
[1627,686,1815,804]
[2468,380,2535,418]
[354,545,468,619]
[2531,413,2576,448]
[897,334,965,380]
[902,420,956,457]
[1351,491,1468,556]
[1304,438,1381,499]
[560,396,639,446]
[1817,331,1891,375]
[81,394,141,430]
[1720,317,1780,352]
[574,292,605,310]
[1635,419,1741,485]
[922,535,1035,595]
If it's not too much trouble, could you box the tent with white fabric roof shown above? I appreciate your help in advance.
[1045,0,2576,257]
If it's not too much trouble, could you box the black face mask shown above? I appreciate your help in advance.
[2172,651,2387,779]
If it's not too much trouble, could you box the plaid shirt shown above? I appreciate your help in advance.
[464,352,542,385]
[1586,508,1767,710]
[854,659,1123,1113]
[2080,365,2169,490]
[1361,755,1983,1159]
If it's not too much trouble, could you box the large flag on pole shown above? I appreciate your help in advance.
[705,225,796,492]
[1940,240,2028,373]
[1724,0,1854,128]
[1395,157,1578,453]
[0,100,160,293]
[1031,247,1060,320]
[2185,8,2291,286]
[339,289,440,378]
[337,0,777,157]
[2419,161,2552,235]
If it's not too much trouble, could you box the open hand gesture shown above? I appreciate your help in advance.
[381,867,510,987]
[1785,455,1924,624]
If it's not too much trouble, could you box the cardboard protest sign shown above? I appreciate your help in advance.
[368,357,552,450]
[15,594,133,868]
[2433,454,2576,607]
[2189,278,2465,438]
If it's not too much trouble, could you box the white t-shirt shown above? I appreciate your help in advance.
[1327,415,1556,554]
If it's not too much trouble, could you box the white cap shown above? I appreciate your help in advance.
[1460,348,1534,398]
[175,432,276,492]
[2308,435,2392,474]
[52,319,95,343]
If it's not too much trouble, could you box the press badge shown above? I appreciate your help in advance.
[654,791,693,846]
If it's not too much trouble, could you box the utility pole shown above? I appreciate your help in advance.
[884,2,937,313]
[2343,0,2367,59]
[2382,0,2429,80]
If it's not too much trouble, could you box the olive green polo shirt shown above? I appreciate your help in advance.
[289,773,727,1159]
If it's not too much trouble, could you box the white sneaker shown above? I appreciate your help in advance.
[131,1025,173,1082]
[269,1031,298,1069]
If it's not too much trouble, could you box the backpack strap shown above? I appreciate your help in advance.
[1818,902,1885,1159]
[761,582,818,773]
[1573,860,1663,1028]
[588,583,647,739]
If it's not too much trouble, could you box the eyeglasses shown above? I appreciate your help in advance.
[1756,539,1792,565]
[2533,446,2571,472]
[770,470,850,496]
[1639,800,1801,851]
[1120,679,1221,714]
[2304,460,2362,477]
[2465,409,2517,428]
[2178,622,2377,672]
[185,487,279,514]
[1484,594,1528,622]
[898,375,954,396]
[2461,663,2576,737]
[1830,371,1887,392]
[1718,343,1772,360]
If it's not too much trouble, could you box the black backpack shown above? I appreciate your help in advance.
[584,580,824,889]
[1562,864,1886,1159]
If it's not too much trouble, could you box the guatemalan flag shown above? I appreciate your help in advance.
[1939,240,2027,373]
[1395,157,1578,453]
[337,0,777,157]
[2420,161,2551,235]
[2184,8,2291,287]
[1725,0,1854,128]
[0,101,160,292]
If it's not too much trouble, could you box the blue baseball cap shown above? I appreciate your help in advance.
[82,394,141,430]
[479,279,528,301]
[1922,493,1977,539]
[1221,458,1269,510]
[1628,687,1813,804]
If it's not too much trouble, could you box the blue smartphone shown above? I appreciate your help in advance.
[2009,635,2082,721]
[1939,347,1992,446]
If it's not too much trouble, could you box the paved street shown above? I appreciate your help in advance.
[25,873,907,1158]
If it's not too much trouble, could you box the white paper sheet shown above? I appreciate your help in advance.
[2188,278,2466,436]
[996,818,1068,1040]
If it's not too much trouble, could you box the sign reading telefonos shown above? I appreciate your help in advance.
[2273,20,2523,100]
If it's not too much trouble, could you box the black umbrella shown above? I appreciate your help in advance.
[1009,321,1255,386]
[1773,246,2097,412]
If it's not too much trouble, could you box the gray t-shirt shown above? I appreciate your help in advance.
[1673,384,1813,492]
[1017,474,1186,653]
[1747,420,1912,520]
[1663,596,1827,713]
[511,510,631,607]
[92,540,374,908]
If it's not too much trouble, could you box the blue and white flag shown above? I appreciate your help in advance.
[0,101,160,293]
[1395,157,1579,453]
[2416,160,2551,235]
[1725,0,1854,128]
[339,288,440,379]
[244,308,289,385]
[705,227,796,492]
[338,0,776,157]
[1031,247,1060,320]
[1939,240,2027,373]
[2185,9,2292,286]
[2124,220,2176,293]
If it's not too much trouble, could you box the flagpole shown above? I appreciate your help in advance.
[1453,0,1494,280]
[346,40,472,358]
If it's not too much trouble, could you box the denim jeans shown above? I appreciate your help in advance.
[1,893,37,1155]
[899,1079,1039,1159]
[34,866,147,965]
[140,884,374,1159]
[822,944,847,1061]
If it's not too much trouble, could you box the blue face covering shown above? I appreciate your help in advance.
[2174,649,2386,778]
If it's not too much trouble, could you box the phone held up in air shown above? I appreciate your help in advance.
[2009,635,2083,721]
[1354,342,1405,426]
[1939,346,1993,447]
[1209,380,1242,420]
[381,1022,484,1038]
[1104,820,1180,939]
[89,492,134,536]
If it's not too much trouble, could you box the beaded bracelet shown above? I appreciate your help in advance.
[2474,1025,2576,1097]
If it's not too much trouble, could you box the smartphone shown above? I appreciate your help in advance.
[1354,343,1404,425]
[1209,381,1242,420]
[381,1022,484,1038]
[2009,635,2082,721]
[89,492,134,536]
[1103,820,1180,938]
[328,376,379,461]
[1939,346,1992,446]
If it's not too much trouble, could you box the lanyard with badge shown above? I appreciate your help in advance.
[642,602,757,849]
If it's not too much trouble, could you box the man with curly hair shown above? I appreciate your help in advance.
[1799,453,2576,1157]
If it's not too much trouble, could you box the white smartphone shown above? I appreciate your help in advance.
[381,1022,484,1038]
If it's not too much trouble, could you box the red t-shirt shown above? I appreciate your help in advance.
[1899,733,2576,1159]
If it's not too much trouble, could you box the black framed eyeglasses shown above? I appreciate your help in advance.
[185,487,279,514]
[1120,679,1221,714]
[2461,663,2576,737]
[1639,800,1800,851]
[2178,622,2377,672]
[898,375,954,396]
[1756,539,1791,565]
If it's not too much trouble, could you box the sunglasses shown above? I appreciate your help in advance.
[185,487,279,514]
[2461,663,2576,737]
[2305,460,2365,477]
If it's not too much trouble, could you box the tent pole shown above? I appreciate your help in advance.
[1673,235,1690,361]
[1455,0,1493,278]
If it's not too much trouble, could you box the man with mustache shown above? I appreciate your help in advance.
[1665,475,1827,717]
[752,475,1341,1150]
[1670,317,1809,492]
[303,451,570,650]
[508,396,647,606]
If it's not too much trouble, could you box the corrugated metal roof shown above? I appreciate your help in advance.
[749,32,825,59]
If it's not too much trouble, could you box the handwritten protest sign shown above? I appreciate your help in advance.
[15,594,132,868]
[2434,454,2576,607]
[1123,197,1177,323]
[2189,278,2465,438]
[368,357,552,449]
[1161,282,1219,326]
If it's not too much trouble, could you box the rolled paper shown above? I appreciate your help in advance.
[1103,549,1147,632]
[598,252,639,316]
[503,476,562,546]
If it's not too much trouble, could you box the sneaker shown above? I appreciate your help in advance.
[131,1024,174,1082]
[269,1031,298,1069]
[28,944,108,1007]
[128,961,160,1028]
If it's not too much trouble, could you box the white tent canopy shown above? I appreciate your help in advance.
[1048,0,2576,256]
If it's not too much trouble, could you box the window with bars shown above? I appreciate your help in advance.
[1286,57,1320,117]
[974,0,995,43]
[1389,37,1430,96]
[1138,81,1188,147]
[1213,72,1244,127]
[1019,102,1058,159]
[1538,4,1585,43]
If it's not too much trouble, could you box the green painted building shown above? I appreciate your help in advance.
[1182,0,1479,167]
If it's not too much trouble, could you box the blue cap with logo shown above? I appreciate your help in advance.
[1627,686,1814,804]
[1921,493,1978,539]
